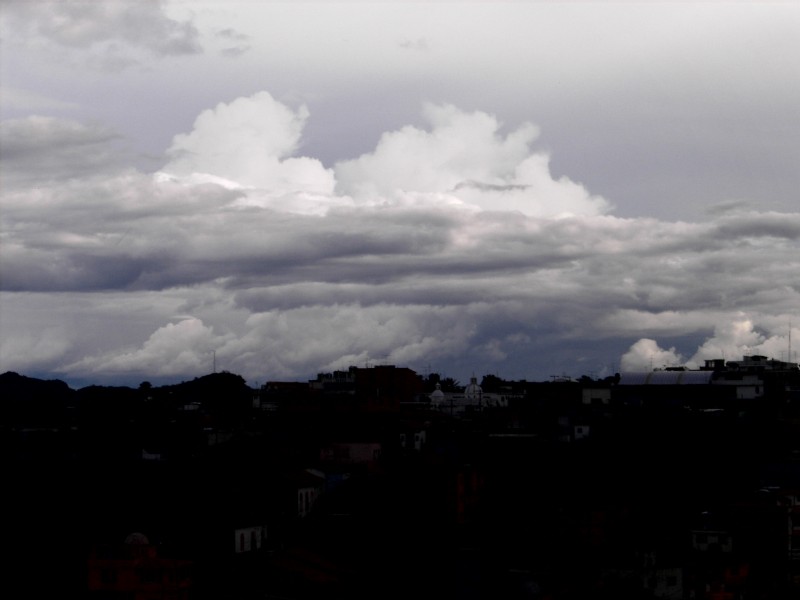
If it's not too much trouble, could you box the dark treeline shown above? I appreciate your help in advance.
[3,366,800,599]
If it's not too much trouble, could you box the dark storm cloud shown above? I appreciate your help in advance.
[234,282,487,313]
[131,223,452,291]
[0,116,128,183]
[0,251,156,292]
[714,213,800,241]
[4,166,796,314]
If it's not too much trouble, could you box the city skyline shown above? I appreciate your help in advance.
[1,1,799,389]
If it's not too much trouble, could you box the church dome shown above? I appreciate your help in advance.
[464,377,483,402]
[429,382,445,406]
[124,532,150,545]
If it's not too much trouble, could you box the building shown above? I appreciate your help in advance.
[429,376,519,418]
[309,365,422,412]
[87,532,192,600]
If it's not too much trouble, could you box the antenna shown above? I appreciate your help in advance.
[212,350,216,373]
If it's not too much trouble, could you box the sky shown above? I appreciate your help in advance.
[1,0,799,389]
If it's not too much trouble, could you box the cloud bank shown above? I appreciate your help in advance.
[1,91,798,385]
[1,0,200,69]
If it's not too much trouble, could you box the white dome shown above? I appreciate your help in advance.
[464,377,482,401]
[125,532,150,545]
[429,382,445,406]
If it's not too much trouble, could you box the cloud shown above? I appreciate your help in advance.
[215,27,248,42]
[0,87,79,112]
[0,326,72,374]
[161,91,336,197]
[714,211,800,241]
[215,26,250,57]
[621,339,684,371]
[398,37,430,52]
[620,315,800,373]
[227,304,476,379]
[65,318,227,377]
[1,0,201,59]
[220,46,250,58]
[1,92,799,385]
[334,103,610,217]
[0,116,132,185]
[156,94,611,217]
[686,317,800,367]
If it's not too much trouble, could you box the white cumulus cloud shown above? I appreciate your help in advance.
[66,318,229,377]
[161,91,336,197]
[334,102,610,217]
[621,338,684,371]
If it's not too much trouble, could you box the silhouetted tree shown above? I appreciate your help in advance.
[439,377,461,392]
[480,374,506,393]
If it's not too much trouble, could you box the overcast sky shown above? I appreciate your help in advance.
[1,1,798,388]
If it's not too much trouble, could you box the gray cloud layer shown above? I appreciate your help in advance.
[1,3,799,386]
[2,0,200,57]
[2,90,798,385]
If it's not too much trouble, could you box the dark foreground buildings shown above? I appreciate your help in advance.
[3,356,800,599]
